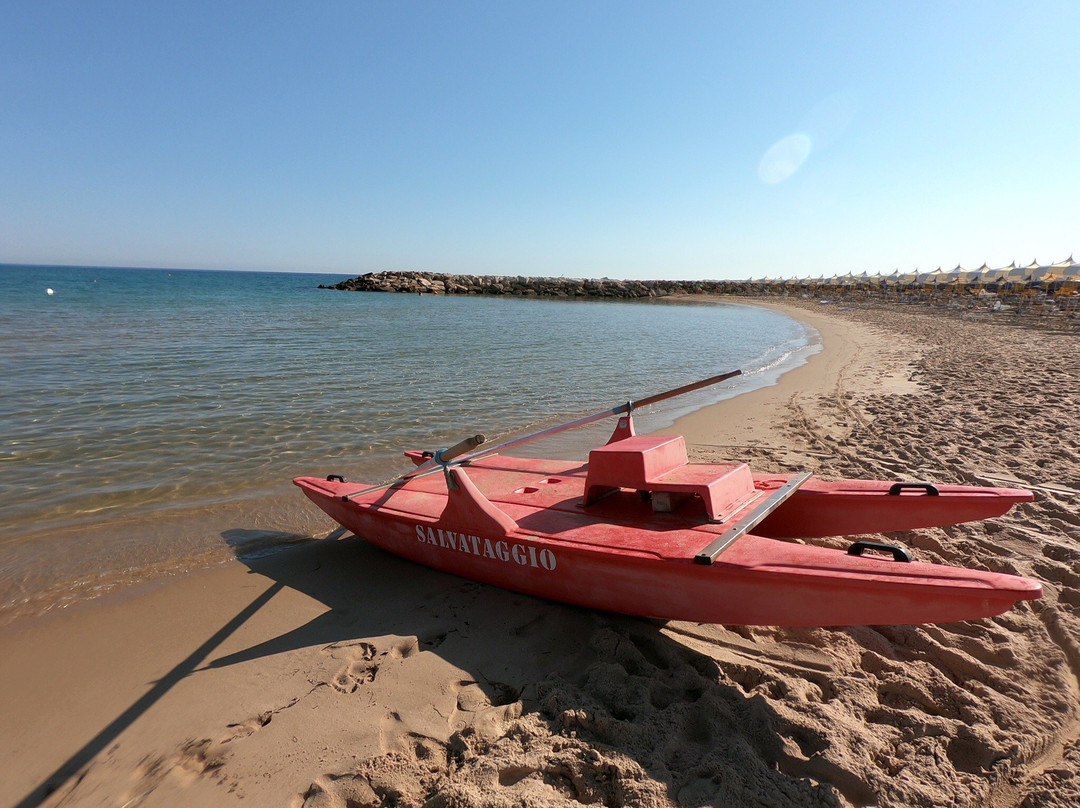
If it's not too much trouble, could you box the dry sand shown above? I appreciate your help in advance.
[1,300,1078,808]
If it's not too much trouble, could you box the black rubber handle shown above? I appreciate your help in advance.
[847,541,912,562]
[888,482,939,496]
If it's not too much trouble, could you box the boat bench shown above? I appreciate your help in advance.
[583,434,757,522]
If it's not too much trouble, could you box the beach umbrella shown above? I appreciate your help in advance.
[1060,263,1080,294]
[1020,260,1044,291]
[979,264,1009,291]
[939,265,963,293]
[1002,265,1030,291]
[957,269,982,289]
[1027,266,1053,288]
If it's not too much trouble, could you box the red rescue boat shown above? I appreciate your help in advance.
[294,371,1040,627]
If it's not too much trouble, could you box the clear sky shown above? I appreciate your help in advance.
[2,1,1077,280]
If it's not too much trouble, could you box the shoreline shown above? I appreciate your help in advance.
[3,301,1079,807]
[0,295,813,630]
[670,299,923,466]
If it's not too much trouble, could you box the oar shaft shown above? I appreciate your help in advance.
[463,368,742,463]
[414,367,745,469]
[341,368,742,501]
[633,369,743,409]
[459,408,623,462]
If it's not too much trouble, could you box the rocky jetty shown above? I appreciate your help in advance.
[318,269,1079,326]
[320,271,738,299]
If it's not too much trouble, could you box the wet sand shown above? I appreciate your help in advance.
[2,300,1078,808]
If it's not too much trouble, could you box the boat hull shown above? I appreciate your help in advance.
[752,477,1033,538]
[294,465,1041,627]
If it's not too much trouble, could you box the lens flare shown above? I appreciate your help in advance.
[758,134,812,184]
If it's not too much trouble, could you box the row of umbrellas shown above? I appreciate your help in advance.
[746,257,1080,290]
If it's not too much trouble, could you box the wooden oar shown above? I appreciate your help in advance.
[341,369,742,501]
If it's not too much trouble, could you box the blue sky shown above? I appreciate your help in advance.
[2,1,1077,280]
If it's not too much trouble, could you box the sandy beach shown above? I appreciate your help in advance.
[2,300,1078,808]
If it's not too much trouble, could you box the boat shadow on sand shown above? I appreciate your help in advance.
[202,528,860,807]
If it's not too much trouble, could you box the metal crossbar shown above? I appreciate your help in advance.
[693,472,813,565]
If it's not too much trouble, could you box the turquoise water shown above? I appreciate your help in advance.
[0,264,818,623]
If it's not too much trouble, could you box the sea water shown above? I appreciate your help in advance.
[0,265,819,623]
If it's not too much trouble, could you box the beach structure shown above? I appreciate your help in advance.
[729,256,1079,319]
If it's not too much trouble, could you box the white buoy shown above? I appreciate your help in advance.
[46,288,54,295]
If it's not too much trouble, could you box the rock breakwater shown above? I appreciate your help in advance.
[320,270,1079,327]
[320,271,737,299]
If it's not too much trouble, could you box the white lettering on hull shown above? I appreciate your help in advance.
[414,524,556,571]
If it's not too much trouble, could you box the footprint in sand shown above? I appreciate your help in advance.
[218,710,274,744]
[326,637,420,694]
[329,642,379,693]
